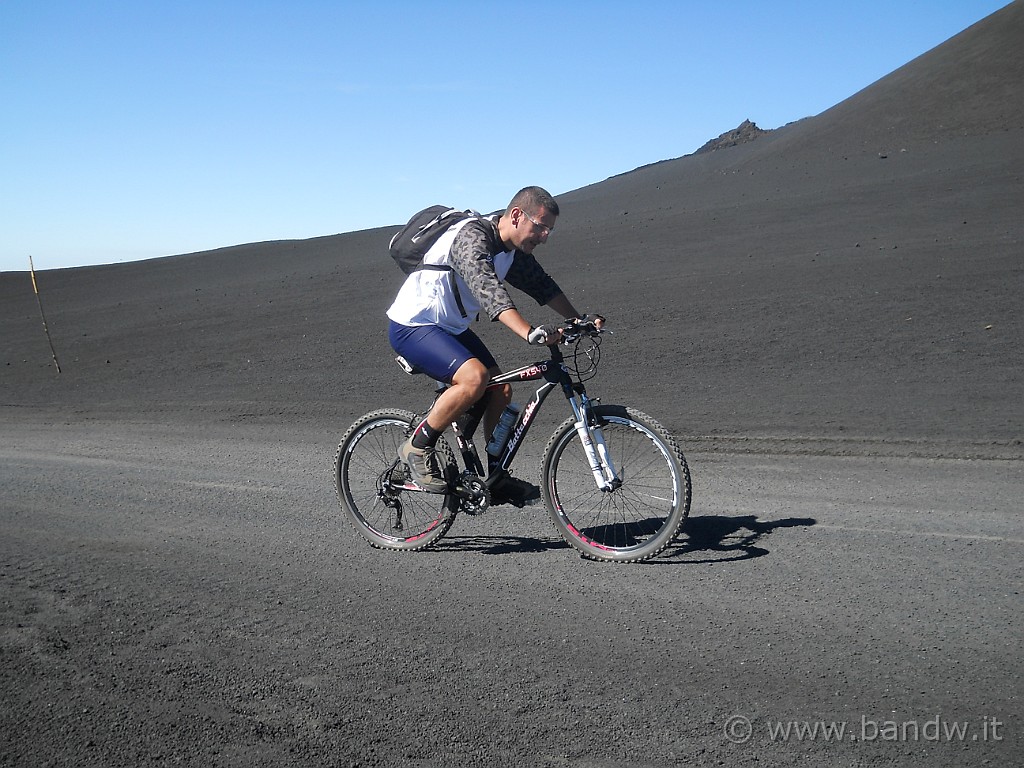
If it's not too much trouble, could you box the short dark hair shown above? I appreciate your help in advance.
[507,186,559,218]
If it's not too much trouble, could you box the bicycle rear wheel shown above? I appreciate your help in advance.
[541,404,690,562]
[335,408,457,551]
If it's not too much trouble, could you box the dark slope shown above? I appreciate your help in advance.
[552,0,1024,448]
[2,2,1022,454]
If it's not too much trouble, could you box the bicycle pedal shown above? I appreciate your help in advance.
[390,472,441,494]
[405,481,448,494]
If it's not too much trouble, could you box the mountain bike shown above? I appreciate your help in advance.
[333,319,691,562]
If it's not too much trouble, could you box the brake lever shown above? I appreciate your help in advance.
[558,321,606,345]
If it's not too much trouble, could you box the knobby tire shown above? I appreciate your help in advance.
[335,408,458,551]
[541,404,691,562]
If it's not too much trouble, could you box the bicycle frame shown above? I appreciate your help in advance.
[430,344,622,494]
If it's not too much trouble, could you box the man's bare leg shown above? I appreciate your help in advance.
[422,358,490,432]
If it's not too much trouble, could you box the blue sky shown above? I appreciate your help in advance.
[1,0,1009,272]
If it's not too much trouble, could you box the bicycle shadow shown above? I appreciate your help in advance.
[434,514,815,561]
[434,533,571,556]
[659,514,817,564]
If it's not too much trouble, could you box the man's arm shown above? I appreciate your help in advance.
[448,220,517,320]
[496,293,581,335]
[496,308,533,341]
[496,293,589,346]
[545,292,582,320]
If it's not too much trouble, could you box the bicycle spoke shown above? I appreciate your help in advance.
[543,407,690,562]
[335,410,457,550]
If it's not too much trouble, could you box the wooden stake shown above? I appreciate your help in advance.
[28,256,62,374]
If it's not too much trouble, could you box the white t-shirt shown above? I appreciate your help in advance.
[387,218,515,334]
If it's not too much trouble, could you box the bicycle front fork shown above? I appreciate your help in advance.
[571,395,622,492]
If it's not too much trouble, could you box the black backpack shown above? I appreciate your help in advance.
[389,205,494,318]
[389,205,481,275]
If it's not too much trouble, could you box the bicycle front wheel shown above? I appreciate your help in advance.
[541,405,690,562]
[335,408,458,551]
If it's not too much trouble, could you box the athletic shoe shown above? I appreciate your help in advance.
[398,438,447,494]
[490,473,541,507]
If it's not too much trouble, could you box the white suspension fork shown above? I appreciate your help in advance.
[570,397,620,491]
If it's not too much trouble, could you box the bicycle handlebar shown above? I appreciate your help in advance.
[558,318,606,345]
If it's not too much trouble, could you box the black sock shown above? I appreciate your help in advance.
[411,420,442,449]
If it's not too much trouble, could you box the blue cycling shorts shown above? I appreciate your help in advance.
[388,321,498,383]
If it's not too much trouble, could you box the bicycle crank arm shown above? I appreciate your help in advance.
[453,473,489,515]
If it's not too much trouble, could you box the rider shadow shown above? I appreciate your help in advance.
[660,514,817,564]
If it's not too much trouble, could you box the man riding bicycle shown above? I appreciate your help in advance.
[386,186,604,506]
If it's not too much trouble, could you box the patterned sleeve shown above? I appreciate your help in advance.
[448,219,517,321]
[504,251,563,307]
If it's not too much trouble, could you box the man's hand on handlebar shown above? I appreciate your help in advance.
[528,314,607,346]
[573,313,606,329]
[527,324,562,346]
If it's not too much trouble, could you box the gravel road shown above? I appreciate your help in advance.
[2,418,1019,767]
